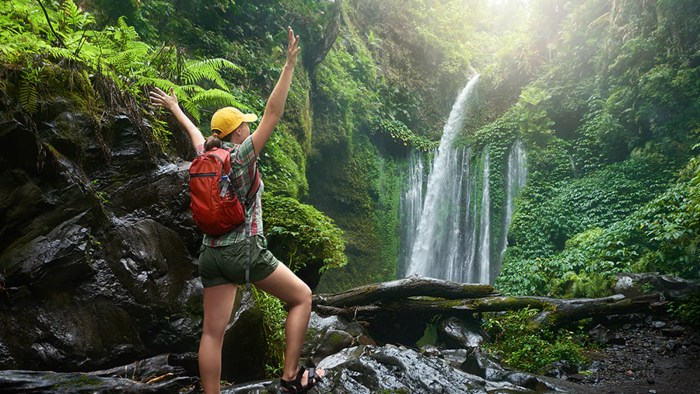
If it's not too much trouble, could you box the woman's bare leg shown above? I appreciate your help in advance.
[254,263,323,383]
[199,283,238,394]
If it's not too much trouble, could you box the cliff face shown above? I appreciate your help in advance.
[0,84,205,371]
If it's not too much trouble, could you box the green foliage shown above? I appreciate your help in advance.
[0,0,245,144]
[515,84,555,145]
[262,195,346,273]
[258,125,308,199]
[251,286,286,377]
[669,293,700,327]
[499,154,700,296]
[482,308,588,373]
[377,119,438,152]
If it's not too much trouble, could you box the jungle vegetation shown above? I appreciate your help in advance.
[3,0,699,376]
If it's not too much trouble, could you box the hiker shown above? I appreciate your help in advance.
[149,27,324,394]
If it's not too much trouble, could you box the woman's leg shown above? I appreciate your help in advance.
[199,283,238,394]
[253,263,323,383]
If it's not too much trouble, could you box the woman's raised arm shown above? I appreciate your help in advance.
[149,87,205,149]
[251,27,301,155]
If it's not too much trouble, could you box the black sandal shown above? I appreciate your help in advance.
[280,364,323,393]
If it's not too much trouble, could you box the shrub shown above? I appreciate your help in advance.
[481,308,588,373]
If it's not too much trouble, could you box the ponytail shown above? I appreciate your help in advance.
[204,135,223,151]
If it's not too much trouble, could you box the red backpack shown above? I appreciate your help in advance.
[189,147,258,236]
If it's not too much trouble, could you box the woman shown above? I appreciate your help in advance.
[149,27,324,394]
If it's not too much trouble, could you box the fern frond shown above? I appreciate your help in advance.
[115,16,140,43]
[45,46,81,62]
[135,77,177,91]
[61,0,93,30]
[180,84,204,95]
[181,100,202,123]
[103,41,151,72]
[19,79,38,115]
[181,58,239,90]
[190,89,252,111]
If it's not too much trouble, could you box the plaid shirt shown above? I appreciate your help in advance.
[195,135,263,247]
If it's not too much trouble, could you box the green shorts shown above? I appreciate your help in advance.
[199,235,280,288]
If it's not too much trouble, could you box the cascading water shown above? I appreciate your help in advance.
[496,140,528,275]
[398,152,426,277]
[404,75,479,280]
[476,147,491,284]
[399,75,528,284]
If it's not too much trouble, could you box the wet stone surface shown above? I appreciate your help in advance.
[581,315,700,394]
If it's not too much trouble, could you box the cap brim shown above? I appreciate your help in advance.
[242,113,258,122]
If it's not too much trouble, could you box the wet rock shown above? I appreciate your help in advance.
[441,348,468,369]
[589,324,613,344]
[314,329,354,361]
[651,320,667,329]
[439,316,483,348]
[419,344,441,357]
[615,276,642,298]
[316,345,513,393]
[540,360,577,379]
[222,291,267,383]
[0,103,203,373]
[0,370,192,393]
[303,313,372,363]
[313,344,594,394]
[460,348,504,380]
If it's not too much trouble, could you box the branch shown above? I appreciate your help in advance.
[36,0,66,48]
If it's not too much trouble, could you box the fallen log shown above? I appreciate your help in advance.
[312,277,666,329]
[313,276,498,308]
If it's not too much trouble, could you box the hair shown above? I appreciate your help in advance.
[204,135,223,151]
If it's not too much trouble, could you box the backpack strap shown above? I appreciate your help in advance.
[243,165,262,290]
[216,146,261,291]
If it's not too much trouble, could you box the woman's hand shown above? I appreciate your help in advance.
[286,26,301,67]
[149,87,179,113]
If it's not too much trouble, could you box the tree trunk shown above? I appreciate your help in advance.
[313,277,498,308]
[313,278,667,329]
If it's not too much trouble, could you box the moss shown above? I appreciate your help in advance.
[262,195,346,274]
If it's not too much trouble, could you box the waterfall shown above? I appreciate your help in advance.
[497,140,528,273]
[477,147,491,284]
[398,75,529,285]
[398,151,426,277]
[404,75,479,279]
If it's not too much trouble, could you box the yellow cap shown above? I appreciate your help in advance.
[210,107,258,139]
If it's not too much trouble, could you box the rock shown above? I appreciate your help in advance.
[460,348,504,380]
[0,104,203,373]
[316,345,515,393]
[303,313,372,363]
[314,329,354,361]
[540,360,577,379]
[615,276,642,298]
[589,324,613,344]
[314,345,595,394]
[439,316,483,349]
[651,320,667,329]
[221,291,267,383]
[0,366,198,393]
[441,348,468,369]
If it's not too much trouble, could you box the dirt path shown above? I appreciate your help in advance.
[578,315,700,394]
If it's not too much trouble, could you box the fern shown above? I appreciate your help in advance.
[181,99,202,124]
[190,88,251,111]
[113,16,141,45]
[103,40,151,73]
[45,45,80,62]
[2,0,251,145]
[181,58,240,90]
[19,65,41,114]
[60,0,93,31]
